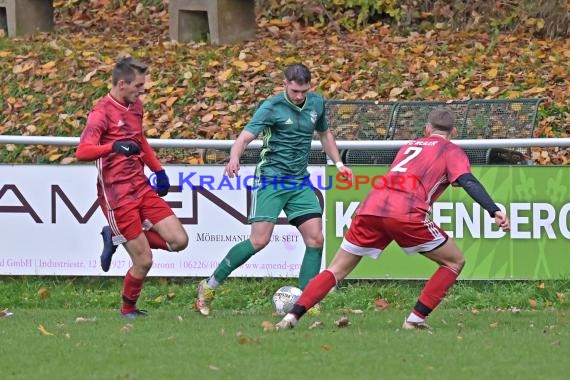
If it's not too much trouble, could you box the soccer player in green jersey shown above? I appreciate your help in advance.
[195,63,352,316]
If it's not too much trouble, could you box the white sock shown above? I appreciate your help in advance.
[207,276,220,289]
[406,313,425,323]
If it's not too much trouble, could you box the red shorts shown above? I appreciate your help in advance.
[99,190,175,243]
[341,214,448,259]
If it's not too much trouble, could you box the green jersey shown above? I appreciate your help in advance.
[244,92,328,181]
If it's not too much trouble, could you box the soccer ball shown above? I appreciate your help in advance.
[272,286,302,316]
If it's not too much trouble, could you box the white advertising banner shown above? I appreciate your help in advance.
[0,165,326,277]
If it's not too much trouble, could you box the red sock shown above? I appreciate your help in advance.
[413,265,459,318]
[296,270,337,311]
[122,270,144,314]
[144,230,169,251]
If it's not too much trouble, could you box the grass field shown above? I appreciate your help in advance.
[1,277,569,380]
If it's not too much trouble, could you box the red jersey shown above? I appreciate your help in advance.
[357,135,471,219]
[76,94,162,209]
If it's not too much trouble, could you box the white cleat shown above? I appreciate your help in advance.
[275,315,297,330]
[275,320,294,330]
[194,279,215,316]
[402,319,432,330]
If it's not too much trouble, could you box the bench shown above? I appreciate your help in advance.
[1,0,255,46]
[204,98,542,166]
[0,0,53,37]
[169,0,256,45]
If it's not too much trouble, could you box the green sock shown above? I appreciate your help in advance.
[298,246,323,290]
[213,240,257,283]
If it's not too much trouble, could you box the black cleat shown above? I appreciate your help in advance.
[100,226,118,272]
[121,309,148,319]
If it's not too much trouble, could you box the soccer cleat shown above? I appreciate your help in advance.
[275,314,298,330]
[402,319,432,330]
[275,319,295,330]
[307,303,321,317]
[195,279,215,316]
[275,319,294,330]
[100,226,118,272]
[121,309,148,319]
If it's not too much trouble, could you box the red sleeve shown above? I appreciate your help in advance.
[446,145,471,183]
[76,110,113,161]
[140,135,163,172]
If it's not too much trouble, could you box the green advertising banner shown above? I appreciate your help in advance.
[325,166,570,279]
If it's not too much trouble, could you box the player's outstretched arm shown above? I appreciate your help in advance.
[455,173,510,231]
[224,130,256,178]
[318,129,352,177]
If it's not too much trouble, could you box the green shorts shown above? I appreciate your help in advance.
[248,183,322,224]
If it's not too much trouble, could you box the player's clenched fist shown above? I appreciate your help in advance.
[154,170,170,197]
[112,140,140,156]
[494,211,511,232]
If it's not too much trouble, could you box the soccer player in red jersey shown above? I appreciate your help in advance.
[276,108,510,330]
[76,57,188,318]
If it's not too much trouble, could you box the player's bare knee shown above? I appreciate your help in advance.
[169,234,189,251]
[456,257,466,271]
[305,234,324,248]
[134,258,153,274]
[250,235,270,251]
[446,257,465,272]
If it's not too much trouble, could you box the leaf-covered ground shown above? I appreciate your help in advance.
[0,0,569,164]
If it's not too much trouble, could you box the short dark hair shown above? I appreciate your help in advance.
[428,108,455,132]
[112,57,148,86]
[284,63,311,85]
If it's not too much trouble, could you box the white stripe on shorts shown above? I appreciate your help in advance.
[340,238,382,259]
[402,235,446,255]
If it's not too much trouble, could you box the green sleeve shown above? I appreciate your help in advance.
[244,102,273,136]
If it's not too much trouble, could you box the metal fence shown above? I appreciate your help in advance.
[326,98,542,165]
[0,98,553,166]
